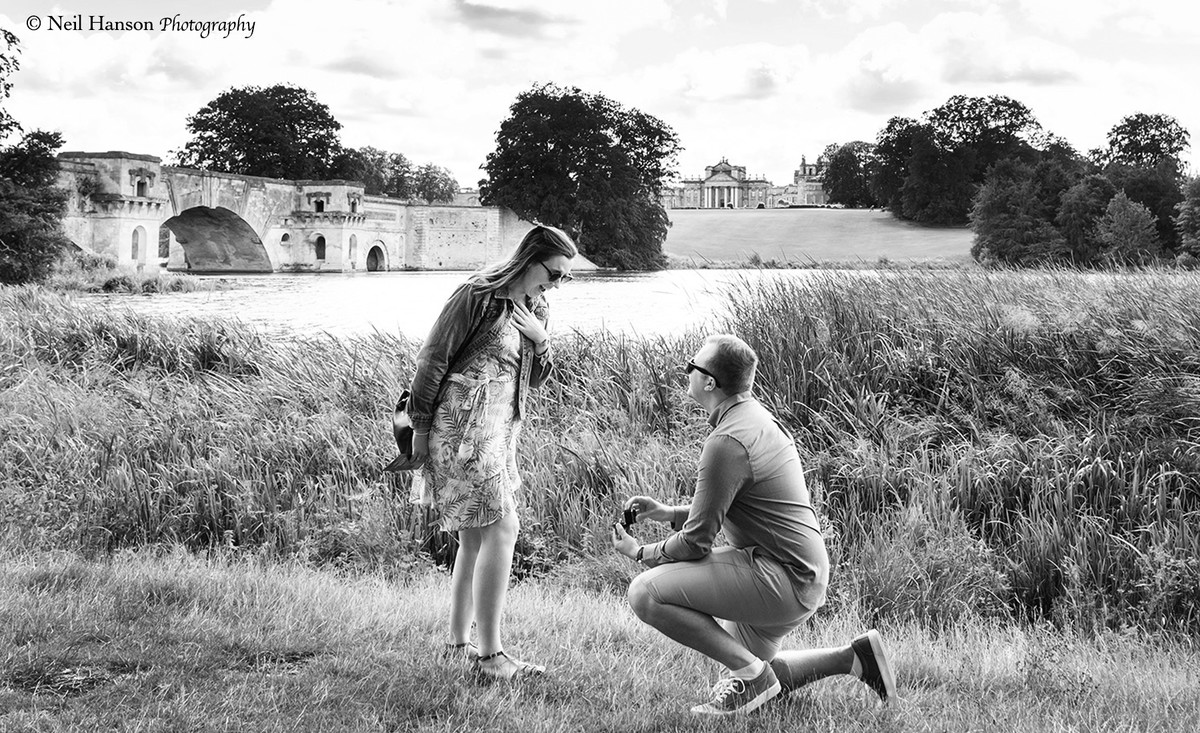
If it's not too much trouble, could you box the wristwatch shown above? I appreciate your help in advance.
[635,546,645,564]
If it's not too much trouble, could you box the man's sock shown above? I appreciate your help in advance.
[730,658,766,680]
[850,648,863,678]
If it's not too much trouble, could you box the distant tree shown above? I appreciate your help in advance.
[332,146,414,198]
[1,28,20,142]
[1056,174,1117,264]
[1028,157,1076,219]
[412,163,458,204]
[872,95,1058,226]
[173,84,344,180]
[1174,176,1200,256]
[480,83,680,270]
[1104,161,1185,251]
[869,116,922,211]
[1096,191,1161,265]
[823,141,876,208]
[926,94,1041,176]
[970,159,1067,266]
[900,128,976,225]
[0,129,72,284]
[1094,113,1191,174]
[0,31,71,284]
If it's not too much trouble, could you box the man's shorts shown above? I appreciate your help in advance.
[631,545,827,660]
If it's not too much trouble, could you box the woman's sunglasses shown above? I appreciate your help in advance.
[538,261,573,283]
[686,360,721,388]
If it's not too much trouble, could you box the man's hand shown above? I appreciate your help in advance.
[624,495,671,524]
[611,523,639,560]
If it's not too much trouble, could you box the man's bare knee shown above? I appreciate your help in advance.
[627,574,655,621]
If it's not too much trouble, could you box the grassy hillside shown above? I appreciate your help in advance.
[664,208,974,264]
[3,551,1198,732]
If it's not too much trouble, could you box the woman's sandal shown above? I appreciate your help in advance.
[442,642,479,661]
[473,650,546,681]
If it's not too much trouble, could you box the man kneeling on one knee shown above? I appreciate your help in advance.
[612,333,896,716]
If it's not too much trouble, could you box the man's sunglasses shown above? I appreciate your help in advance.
[538,261,573,283]
[686,360,721,388]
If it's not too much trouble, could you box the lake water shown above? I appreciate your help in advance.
[89,269,814,340]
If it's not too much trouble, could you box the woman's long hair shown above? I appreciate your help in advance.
[472,224,578,294]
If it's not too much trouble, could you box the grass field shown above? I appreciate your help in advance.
[2,551,1198,732]
[4,266,1200,730]
[663,208,974,264]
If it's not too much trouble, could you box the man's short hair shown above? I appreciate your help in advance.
[705,334,758,394]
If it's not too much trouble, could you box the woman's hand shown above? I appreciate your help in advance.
[624,495,671,524]
[410,431,430,466]
[511,300,549,352]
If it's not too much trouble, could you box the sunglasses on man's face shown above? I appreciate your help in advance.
[538,261,573,283]
[686,360,721,388]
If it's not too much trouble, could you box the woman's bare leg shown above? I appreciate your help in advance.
[469,510,520,656]
[448,529,482,644]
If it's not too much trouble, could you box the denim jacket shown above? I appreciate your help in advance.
[406,279,554,432]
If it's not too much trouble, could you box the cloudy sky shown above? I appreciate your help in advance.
[3,0,1198,188]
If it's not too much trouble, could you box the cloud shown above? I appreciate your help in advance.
[450,0,564,37]
[647,43,810,105]
[833,22,935,114]
[322,53,405,81]
[925,12,1082,86]
[4,0,1196,188]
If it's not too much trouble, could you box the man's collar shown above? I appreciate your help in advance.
[708,392,751,427]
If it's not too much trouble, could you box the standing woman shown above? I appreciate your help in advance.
[406,224,577,680]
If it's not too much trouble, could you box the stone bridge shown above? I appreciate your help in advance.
[56,151,530,273]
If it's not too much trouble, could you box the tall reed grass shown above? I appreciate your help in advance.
[2,268,1198,633]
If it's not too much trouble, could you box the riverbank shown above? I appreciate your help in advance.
[2,549,1197,732]
[4,268,1198,635]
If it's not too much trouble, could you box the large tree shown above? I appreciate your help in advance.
[412,163,458,204]
[873,95,1052,226]
[480,83,680,270]
[1094,113,1191,174]
[925,94,1041,174]
[899,127,976,225]
[869,116,923,211]
[331,146,413,198]
[970,159,1067,266]
[173,84,344,180]
[823,141,876,208]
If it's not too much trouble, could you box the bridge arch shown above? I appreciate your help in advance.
[162,205,273,272]
[130,226,148,271]
[366,241,387,271]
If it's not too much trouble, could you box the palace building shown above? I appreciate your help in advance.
[662,156,829,209]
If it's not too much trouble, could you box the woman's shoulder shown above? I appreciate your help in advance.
[446,278,493,306]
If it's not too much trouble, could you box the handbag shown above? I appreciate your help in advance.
[383,389,421,472]
[384,291,494,472]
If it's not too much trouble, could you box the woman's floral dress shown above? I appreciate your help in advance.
[418,314,522,531]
